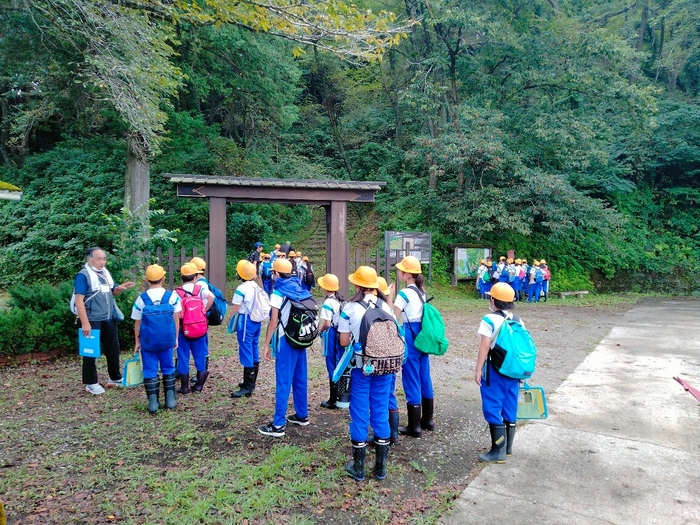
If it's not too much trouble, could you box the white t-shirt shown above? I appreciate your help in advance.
[477,311,523,343]
[269,290,292,337]
[320,295,342,327]
[232,280,258,315]
[394,285,425,323]
[338,294,395,344]
[131,288,182,320]
[179,281,211,304]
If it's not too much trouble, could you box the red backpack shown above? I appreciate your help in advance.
[176,285,208,339]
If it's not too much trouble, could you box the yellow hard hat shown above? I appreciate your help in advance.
[288,250,297,258]
[236,260,257,281]
[539,259,547,265]
[490,282,515,302]
[180,263,199,276]
[317,273,339,292]
[533,260,540,266]
[515,258,522,264]
[302,256,309,262]
[349,265,379,289]
[395,256,422,274]
[276,251,286,258]
[480,259,486,265]
[273,258,292,273]
[486,261,493,267]
[377,277,390,294]
[146,264,165,281]
[499,256,506,261]
[275,244,281,249]
[521,258,528,263]
[189,257,206,273]
[506,258,513,264]
[296,250,302,257]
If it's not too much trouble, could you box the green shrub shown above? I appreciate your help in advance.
[0,282,76,356]
[0,281,138,357]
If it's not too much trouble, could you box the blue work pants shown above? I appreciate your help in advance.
[480,361,519,424]
[401,321,433,405]
[349,368,392,442]
[177,333,208,374]
[273,336,308,427]
[236,314,261,367]
[143,347,175,379]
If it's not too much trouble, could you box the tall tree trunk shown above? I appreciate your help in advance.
[630,2,648,85]
[124,134,150,222]
[0,99,11,167]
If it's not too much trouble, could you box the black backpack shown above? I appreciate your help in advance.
[304,265,315,286]
[281,297,320,349]
[358,299,404,375]
[246,251,256,263]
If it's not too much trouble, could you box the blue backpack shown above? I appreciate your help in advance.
[534,268,543,283]
[139,290,176,352]
[489,312,537,379]
[199,277,227,326]
[261,261,273,279]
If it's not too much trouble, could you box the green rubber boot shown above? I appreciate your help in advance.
[144,377,160,415]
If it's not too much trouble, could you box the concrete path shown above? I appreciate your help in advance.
[442,300,700,525]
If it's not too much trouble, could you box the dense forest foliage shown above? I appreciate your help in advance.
[1,0,699,293]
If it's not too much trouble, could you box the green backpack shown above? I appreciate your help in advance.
[406,285,449,356]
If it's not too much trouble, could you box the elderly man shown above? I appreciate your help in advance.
[72,247,135,394]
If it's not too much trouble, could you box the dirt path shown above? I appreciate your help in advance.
[0,298,636,524]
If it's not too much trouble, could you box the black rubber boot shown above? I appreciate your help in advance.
[345,441,366,482]
[389,410,400,445]
[191,371,209,393]
[252,362,259,390]
[374,438,390,480]
[321,380,338,409]
[421,397,435,431]
[479,424,507,463]
[177,374,190,395]
[231,367,255,398]
[162,373,177,410]
[399,404,422,438]
[504,420,516,457]
[336,372,350,409]
[144,377,160,415]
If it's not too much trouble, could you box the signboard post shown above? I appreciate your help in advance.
[384,231,432,283]
[452,245,492,285]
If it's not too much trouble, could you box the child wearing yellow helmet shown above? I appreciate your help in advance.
[393,256,435,439]
[317,274,347,410]
[338,266,397,481]
[229,260,268,399]
[258,255,317,438]
[475,282,521,463]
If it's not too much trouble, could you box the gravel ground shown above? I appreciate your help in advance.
[0,296,637,524]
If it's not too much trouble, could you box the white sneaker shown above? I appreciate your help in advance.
[106,378,123,388]
[85,383,105,395]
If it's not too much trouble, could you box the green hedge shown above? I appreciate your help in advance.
[0,282,137,358]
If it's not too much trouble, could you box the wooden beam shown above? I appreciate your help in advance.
[177,184,376,203]
[209,197,227,295]
[327,201,349,299]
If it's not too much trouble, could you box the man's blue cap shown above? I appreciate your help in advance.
[254,241,263,248]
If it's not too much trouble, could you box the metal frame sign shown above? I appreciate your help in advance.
[453,245,492,283]
[384,231,432,281]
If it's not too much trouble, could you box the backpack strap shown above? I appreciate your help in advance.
[140,291,153,307]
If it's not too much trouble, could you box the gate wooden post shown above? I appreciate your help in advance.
[327,201,349,299]
[209,197,227,293]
